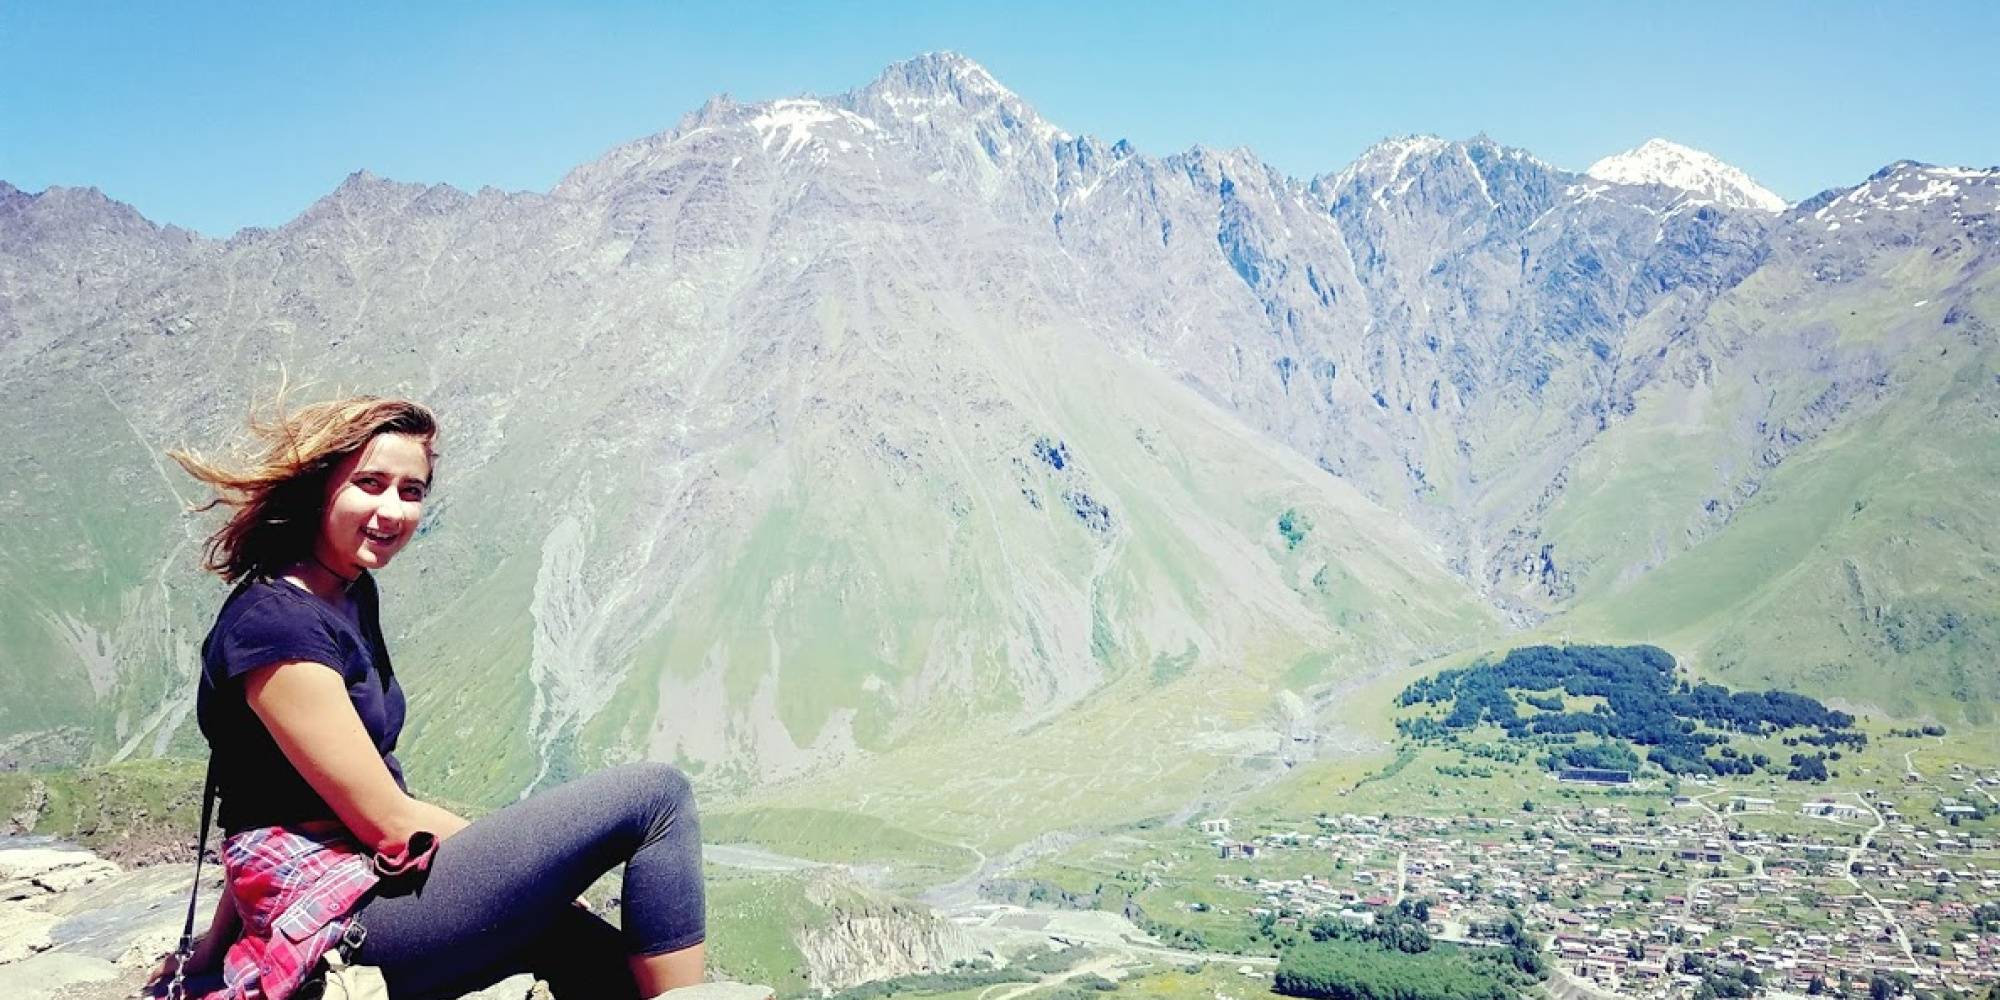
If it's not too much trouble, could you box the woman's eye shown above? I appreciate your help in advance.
[354,475,384,491]
[400,486,427,502]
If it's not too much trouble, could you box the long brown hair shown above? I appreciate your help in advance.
[169,394,438,582]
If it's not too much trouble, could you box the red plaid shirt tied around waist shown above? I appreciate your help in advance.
[199,822,379,1000]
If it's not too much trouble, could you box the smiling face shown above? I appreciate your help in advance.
[313,432,432,579]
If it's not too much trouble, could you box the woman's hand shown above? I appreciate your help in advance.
[141,947,183,996]
[141,939,218,997]
[142,895,238,995]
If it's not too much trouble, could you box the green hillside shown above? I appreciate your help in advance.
[1547,269,2000,721]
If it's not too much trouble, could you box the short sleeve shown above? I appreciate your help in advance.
[214,590,347,682]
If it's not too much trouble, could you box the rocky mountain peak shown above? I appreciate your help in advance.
[1,184,127,222]
[1585,138,1787,213]
[285,169,473,231]
[1319,134,1555,195]
[1312,134,1563,234]
[0,182,200,252]
[1786,160,2000,249]
[1861,159,2000,193]
[1333,134,1449,184]
[845,51,1066,146]
[861,51,1017,106]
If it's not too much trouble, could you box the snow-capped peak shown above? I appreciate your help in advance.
[1585,138,1787,213]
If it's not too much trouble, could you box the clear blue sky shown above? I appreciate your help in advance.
[4,0,1995,237]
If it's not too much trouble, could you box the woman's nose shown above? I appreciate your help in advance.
[378,497,421,524]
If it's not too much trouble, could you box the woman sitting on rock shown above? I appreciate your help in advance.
[162,395,705,999]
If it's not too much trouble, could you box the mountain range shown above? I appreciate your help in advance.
[2,53,1995,845]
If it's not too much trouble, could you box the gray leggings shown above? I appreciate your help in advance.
[349,762,705,1000]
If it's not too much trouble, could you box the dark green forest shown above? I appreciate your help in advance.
[1274,902,1545,1000]
[1396,645,1861,779]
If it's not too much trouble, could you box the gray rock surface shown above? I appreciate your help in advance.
[0,845,173,995]
[0,844,615,999]
[0,844,784,1000]
[0,950,118,1000]
[651,983,774,1000]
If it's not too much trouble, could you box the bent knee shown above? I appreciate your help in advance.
[618,760,696,813]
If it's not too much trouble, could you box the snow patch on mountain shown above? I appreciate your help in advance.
[1587,138,1788,213]
[1372,136,1449,182]
[1322,135,1445,192]
[1808,162,2000,225]
[749,99,880,159]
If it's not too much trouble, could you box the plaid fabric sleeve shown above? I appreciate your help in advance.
[202,824,379,1000]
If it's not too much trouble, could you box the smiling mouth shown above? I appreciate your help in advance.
[362,528,401,545]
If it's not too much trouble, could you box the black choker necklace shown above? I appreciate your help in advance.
[309,553,359,589]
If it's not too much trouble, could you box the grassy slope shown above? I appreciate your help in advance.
[0,757,206,858]
[1536,258,2000,721]
[393,552,542,802]
[706,868,825,997]
[677,268,2000,850]
[0,373,202,749]
[705,806,981,880]
[564,323,1497,845]
[8,193,1993,895]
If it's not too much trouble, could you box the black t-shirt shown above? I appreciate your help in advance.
[196,574,409,833]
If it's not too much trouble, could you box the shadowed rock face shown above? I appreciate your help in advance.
[795,869,979,991]
[1,53,1996,811]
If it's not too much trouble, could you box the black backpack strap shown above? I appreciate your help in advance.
[169,757,218,1000]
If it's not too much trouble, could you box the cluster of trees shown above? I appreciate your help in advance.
[1540,741,1640,773]
[1764,964,1995,1000]
[1274,938,1531,1000]
[1462,743,1527,764]
[1045,974,1119,1000]
[1859,970,1913,1000]
[830,945,1099,1000]
[1436,763,1495,779]
[1012,946,1091,974]
[1307,899,1436,954]
[828,962,1035,1000]
[1788,753,1831,782]
[1888,725,1949,738]
[1278,508,1313,550]
[1520,692,1564,712]
[1795,729,1869,749]
[1696,969,1760,1000]
[1274,903,1544,1000]
[1142,919,1220,954]
[1680,955,1761,999]
[1396,645,1861,779]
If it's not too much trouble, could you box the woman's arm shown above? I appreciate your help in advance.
[188,891,241,969]
[245,660,468,854]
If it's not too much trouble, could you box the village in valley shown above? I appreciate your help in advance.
[1172,759,2000,1000]
[994,648,2000,1000]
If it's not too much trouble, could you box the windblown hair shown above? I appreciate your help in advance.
[168,394,438,583]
